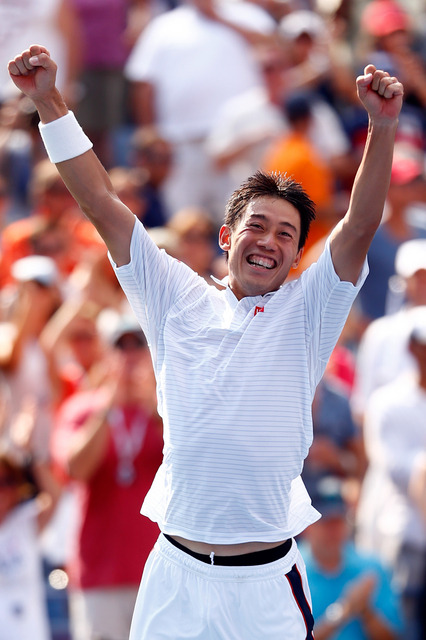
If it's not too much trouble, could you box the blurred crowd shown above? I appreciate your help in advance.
[1,0,426,639]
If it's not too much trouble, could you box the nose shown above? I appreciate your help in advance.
[257,231,277,251]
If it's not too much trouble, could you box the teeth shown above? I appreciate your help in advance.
[248,256,274,269]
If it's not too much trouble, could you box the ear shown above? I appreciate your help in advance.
[292,247,304,269]
[219,225,232,251]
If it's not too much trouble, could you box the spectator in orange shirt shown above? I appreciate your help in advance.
[0,159,104,285]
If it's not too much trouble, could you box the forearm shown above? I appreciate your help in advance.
[39,298,93,354]
[314,604,397,640]
[314,601,350,640]
[31,87,114,216]
[329,118,398,282]
[0,328,23,370]
[314,619,341,640]
[360,606,398,640]
[66,406,111,482]
[8,45,135,264]
[33,90,135,265]
[33,460,63,530]
[345,118,398,237]
[328,66,402,283]
[129,81,156,127]
[0,293,32,370]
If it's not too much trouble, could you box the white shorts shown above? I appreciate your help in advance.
[129,534,314,640]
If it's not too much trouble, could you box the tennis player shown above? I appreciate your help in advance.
[8,44,403,639]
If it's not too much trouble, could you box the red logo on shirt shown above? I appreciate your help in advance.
[254,306,264,316]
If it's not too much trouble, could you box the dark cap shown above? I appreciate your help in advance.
[283,92,312,124]
[310,476,347,519]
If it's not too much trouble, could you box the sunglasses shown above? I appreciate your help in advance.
[114,334,147,351]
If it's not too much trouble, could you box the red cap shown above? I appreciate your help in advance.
[361,0,409,37]
[391,155,423,185]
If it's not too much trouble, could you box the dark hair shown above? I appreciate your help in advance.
[0,451,35,500]
[283,92,312,125]
[224,171,316,250]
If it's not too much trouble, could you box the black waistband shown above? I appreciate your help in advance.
[164,535,292,566]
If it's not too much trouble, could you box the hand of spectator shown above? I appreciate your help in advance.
[341,572,377,619]
[94,346,157,412]
[69,252,124,311]
[90,350,126,403]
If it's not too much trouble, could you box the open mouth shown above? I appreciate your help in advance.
[247,255,276,270]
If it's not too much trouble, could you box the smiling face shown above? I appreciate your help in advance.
[219,196,303,300]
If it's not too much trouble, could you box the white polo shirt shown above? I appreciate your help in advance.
[111,218,367,544]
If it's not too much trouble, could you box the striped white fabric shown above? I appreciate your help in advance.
[111,218,368,544]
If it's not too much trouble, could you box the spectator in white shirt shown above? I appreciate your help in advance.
[356,311,426,640]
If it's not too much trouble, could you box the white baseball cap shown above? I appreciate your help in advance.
[279,10,326,40]
[11,255,59,287]
[395,239,426,279]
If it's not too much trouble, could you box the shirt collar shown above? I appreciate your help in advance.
[211,274,228,288]
[210,274,278,302]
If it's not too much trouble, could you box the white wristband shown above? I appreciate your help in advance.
[38,111,93,163]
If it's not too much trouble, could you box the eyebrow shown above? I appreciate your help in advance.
[247,213,298,234]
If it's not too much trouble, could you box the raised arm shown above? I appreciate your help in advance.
[7,45,135,267]
[329,65,404,284]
